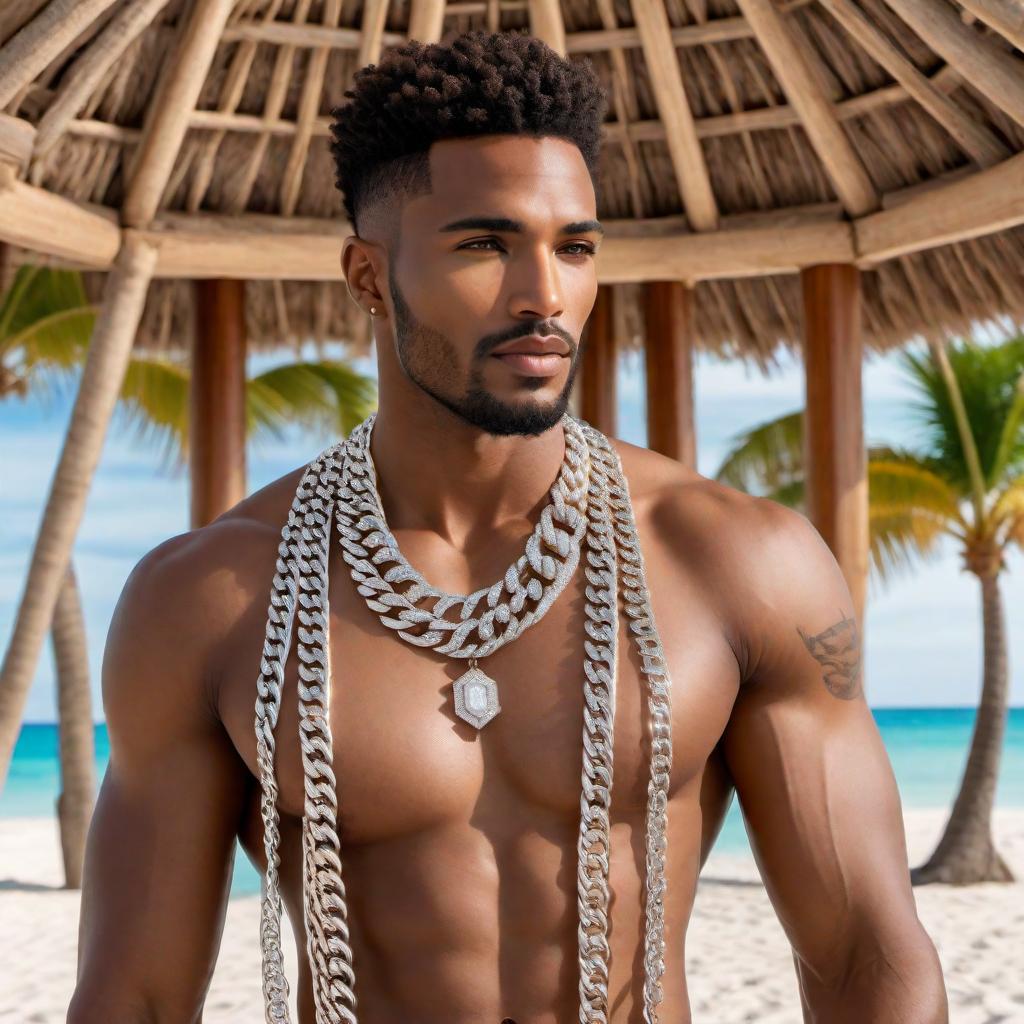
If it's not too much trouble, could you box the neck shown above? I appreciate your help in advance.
[367,399,567,547]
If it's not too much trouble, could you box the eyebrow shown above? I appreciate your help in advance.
[438,216,605,237]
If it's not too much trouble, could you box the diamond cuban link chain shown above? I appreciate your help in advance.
[253,413,673,1023]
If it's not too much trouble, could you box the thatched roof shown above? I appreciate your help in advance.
[1,0,1023,369]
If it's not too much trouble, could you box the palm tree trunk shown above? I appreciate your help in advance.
[51,561,95,889]
[0,234,157,793]
[911,568,1014,884]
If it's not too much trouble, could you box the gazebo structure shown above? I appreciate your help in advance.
[1,0,1023,788]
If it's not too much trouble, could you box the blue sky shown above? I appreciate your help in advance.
[1,340,1022,721]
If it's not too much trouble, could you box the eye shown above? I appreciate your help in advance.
[459,238,503,251]
[562,242,597,257]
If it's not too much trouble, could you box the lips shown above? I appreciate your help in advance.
[490,334,571,357]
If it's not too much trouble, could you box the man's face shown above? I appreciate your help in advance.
[372,135,602,437]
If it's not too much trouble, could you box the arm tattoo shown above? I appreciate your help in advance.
[796,610,863,700]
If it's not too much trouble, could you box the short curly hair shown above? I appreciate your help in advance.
[328,29,608,236]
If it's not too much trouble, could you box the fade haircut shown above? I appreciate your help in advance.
[328,28,608,237]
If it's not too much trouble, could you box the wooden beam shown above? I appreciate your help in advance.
[632,0,718,231]
[957,0,1024,52]
[0,113,35,171]
[818,0,1007,167]
[883,0,1024,128]
[221,18,404,49]
[0,0,120,109]
[855,151,1024,263]
[581,284,617,434]
[356,0,390,69]
[280,0,342,217]
[643,281,696,466]
[190,278,247,527]
[0,164,120,265]
[600,219,855,283]
[0,231,157,792]
[736,0,879,217]
[407,0,446,44]
[801,263,867,630]
[528,0,567,56]
[122,0,236,227]
[565,1,815,52]
[31,0,171,166]
[600,63,961,143]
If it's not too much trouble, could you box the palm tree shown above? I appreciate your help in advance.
[715,335,1024,886]
[0,261,376,887]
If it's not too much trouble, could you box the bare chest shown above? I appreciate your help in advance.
[218,514,742,845]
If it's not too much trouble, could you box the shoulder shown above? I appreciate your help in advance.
[607,436,850,683]
[103,462,312,728]
[607,434,814,563]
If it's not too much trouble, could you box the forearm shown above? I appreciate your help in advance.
[795,936,949,1024]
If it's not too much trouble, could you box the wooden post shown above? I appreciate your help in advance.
[191,278,247,528]
[801,263,868,631]
[580,283,617,434]
[0,232,157,791]
[644,280,697,466]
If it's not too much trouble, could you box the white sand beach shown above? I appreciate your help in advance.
[1,807,1022,1023]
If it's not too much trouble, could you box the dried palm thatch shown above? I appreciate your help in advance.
[1,0,1023,370]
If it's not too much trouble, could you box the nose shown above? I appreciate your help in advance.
[508,243,565,322]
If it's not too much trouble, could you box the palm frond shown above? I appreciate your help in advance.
[868,507,948,585]
[0,267,92,357]
[112,357,191,475]
[867,448,967,532]
[991,475,1024,550]
[247,360,377,444]
[898,336,1024,494]
[990,362,1024,483]
[714,409,803,495]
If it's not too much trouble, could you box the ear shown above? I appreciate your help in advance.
[341,235,386,315]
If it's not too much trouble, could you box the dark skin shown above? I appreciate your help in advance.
[68,135,948,1022]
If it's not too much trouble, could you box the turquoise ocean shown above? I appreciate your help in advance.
[3,709,1022,898]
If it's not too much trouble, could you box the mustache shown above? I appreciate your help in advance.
[477,325,577,358]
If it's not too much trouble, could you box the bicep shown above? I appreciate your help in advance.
[71,538,249,1021]
[721,505,920,985]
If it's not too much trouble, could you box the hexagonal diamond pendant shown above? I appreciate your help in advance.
[453,665,501,729]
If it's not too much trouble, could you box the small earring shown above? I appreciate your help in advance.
[369,305,377,315]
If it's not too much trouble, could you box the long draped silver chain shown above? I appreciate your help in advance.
[253,414,673,1024]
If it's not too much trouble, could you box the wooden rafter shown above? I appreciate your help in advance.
[819,0,1007,167]
[407,0,446,44]
[30,0,171,169]
[596,0,645,218]
[631,0,718,231]
[187,0,286,213]
[0,163,119,265]
[957,0,1024,52]
[736,0,879,217]
[0,0,120,109]
[883,0,1024,128]
[122,0,236,228]
[228,0,312,216]
[567,0,815,52]
[356,0,390,71]
[221,18,403,50]
[855,150,1024,262]
[528,0,567,56]
[280,0,342,217]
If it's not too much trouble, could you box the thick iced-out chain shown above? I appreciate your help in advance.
[253,414,673,1024]
[333,413,590,659]
[582,423,674,1023]
[254,444,357,1024]
[576,434,617,1021]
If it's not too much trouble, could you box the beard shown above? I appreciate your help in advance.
[388,266,579,437]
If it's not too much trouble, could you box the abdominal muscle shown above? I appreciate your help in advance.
[238,779,703,1024]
